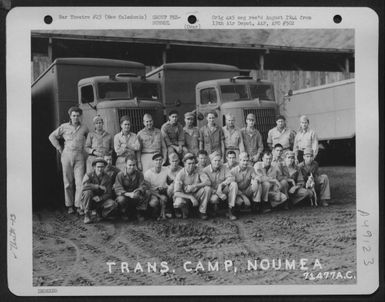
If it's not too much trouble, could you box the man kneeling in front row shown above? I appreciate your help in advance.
[80,158,117,224]
[173,153,212,219]
[114,155,148,221]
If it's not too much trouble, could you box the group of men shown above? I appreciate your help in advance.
[48,106,331,224]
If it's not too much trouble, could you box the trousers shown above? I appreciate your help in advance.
[174,186,212,214]
[80,190,117,218]
[61,150,85,208]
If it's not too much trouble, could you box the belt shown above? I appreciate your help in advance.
[141,151,159,154]
[225,147,240,151]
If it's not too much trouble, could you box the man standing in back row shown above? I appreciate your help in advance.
[49,106,88,214]
[161,110,187,161]
[267,115,295,152]
[240,113,264,165]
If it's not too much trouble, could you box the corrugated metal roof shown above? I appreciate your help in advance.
[32,29,354,53]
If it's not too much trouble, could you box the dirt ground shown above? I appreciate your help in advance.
[33,166,356,286]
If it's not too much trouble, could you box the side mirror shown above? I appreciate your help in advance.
[197,112,204,121]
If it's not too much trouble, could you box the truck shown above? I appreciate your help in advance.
[146,63,277,142]
[32,58,164,208]
[282,78,355,164]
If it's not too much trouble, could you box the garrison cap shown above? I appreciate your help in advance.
[92,157,107,167]
[303,148,313,156]
[209,151,222,161]
[246,113,256,120]
[93,115,103,124]
[285,151,295,158]
[184,112,195,119]
[300,115,309,123]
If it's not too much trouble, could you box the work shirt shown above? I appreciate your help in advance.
[254,161,281,182]
[104,165,120,184]
[161,121,185,147]
[224,162,238,170]
[49,122,88,152]
[114,169,145,196]
[167,165,183,185]
[231,166,257,191]
[144,167,169,190]
[271,156,285,169]
[293,128,319,157]
[298,160,320,182]
[114,131,140,157]
[280,164,305,186]
[174,168,211,193]
[184,126,200,155]
[267,127,295,150]
[240,127,264,157]
[223,126,244,151]
[82,171,113,201]
[85,130,113,156]
[203,164,235,190]
[199,125,224,155]
[137,128,164,153]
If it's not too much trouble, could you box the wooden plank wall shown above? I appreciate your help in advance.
[31,55,51,82]
[250,69,355,110]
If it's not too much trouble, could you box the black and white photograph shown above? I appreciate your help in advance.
[6,6,379,296]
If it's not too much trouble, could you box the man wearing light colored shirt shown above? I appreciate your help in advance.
[293,115,319,163]
[223,113,245,160]
[137,114,167,173]
[114,116,140,171]
[267,115,295,151]
[203,151,238,220]
[173,153,212,220]
[199,111,225,158]
[49,106,89,214]
[85,115,113,173]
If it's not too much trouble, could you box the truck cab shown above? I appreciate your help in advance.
[78,73,164,134]
[196,76,277,141]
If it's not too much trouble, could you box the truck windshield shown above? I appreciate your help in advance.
[98,82,129,99]
[220,85,248,102]
[250,84,274,101]
[132,83,160,100]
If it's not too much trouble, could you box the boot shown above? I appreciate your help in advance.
[181,205,189,219]
[227,208,237,221]
[83,212,92,224]
[321,200,329,207]
[199,212,208,220]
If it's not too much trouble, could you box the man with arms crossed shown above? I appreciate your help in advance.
[267,115,295,152]
[240,113,264,165]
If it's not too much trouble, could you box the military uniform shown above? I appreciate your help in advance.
[240,127,264,163]
[85,130,113,173]
[49,122,88,208]
[114,131,140,171]
[222,126,245,159]
[199,125,224,156]
[137,127,165,173]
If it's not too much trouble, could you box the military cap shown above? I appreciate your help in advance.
[209,151,222,161]
[303,148,313,156]
[92,157,107,167]
[285,151,295,158]
[184,112,195,119]
[93,115,103,124]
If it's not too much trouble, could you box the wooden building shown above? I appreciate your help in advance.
[31,29,354,105]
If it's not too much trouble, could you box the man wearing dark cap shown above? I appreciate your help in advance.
[267,115,295,151]
[203,151,238,220]
[144,153,170,220]
[298,148,331,207]
[114,155,148,221]
[173,153,212,219]
[183,112,200,156]
[161,110,186,160]
[49,106,89,214]
[80,158,116,224]
[240,113,264,165]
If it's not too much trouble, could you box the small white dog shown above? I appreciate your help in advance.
[306,173,318,207]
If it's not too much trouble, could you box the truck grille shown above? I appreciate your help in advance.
[118,108,158,134]
[243,108,276,144]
